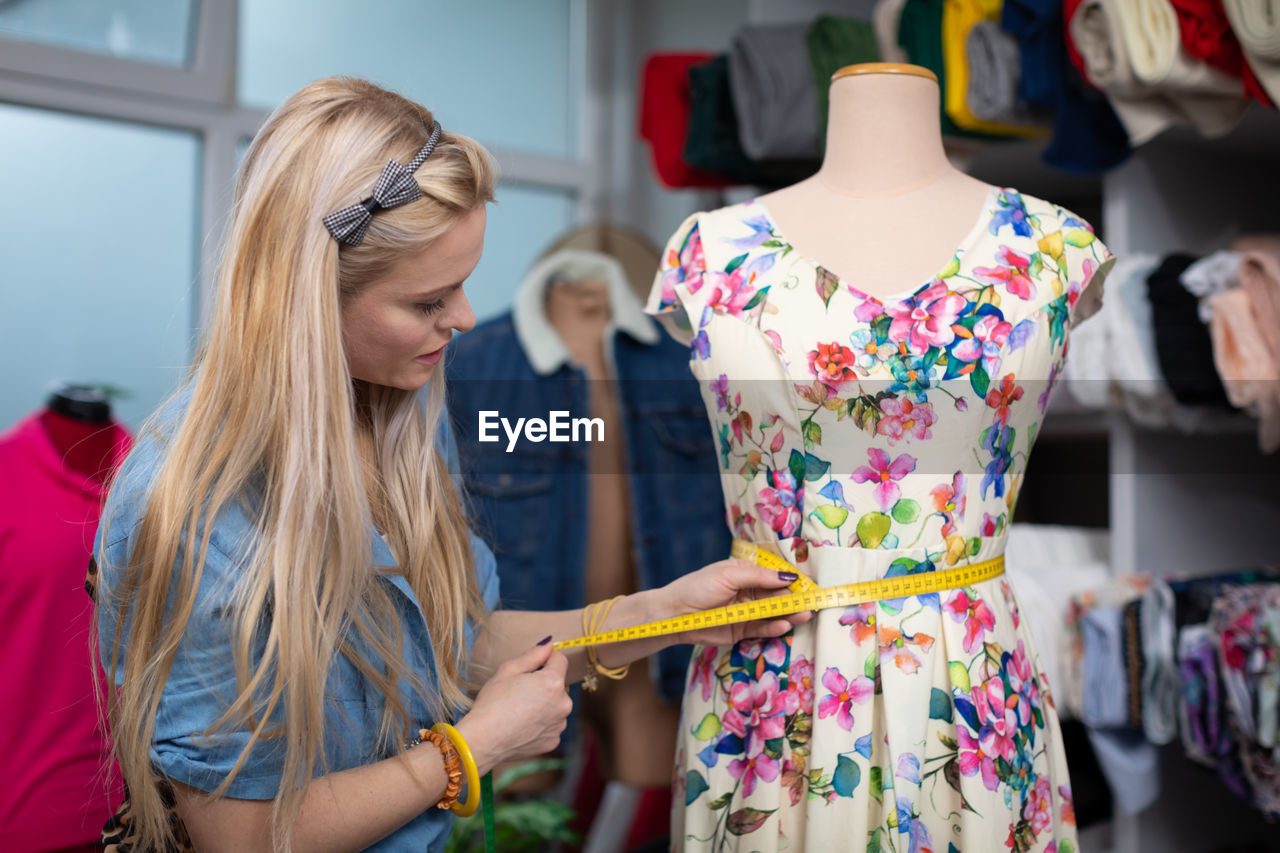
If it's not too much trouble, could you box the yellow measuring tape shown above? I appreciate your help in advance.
[553,540,1004,650]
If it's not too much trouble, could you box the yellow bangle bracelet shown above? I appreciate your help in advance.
[431,723,481,817]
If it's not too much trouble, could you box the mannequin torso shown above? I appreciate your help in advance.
[758,64,995,302]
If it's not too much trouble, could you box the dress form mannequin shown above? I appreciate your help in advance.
[759,63,995,302]
[40,385,122,486]
[544,279,680,790]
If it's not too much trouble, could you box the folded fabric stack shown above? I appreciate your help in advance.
[1064,568,1280,819]
[1067,0,1250,146]
[1060,239,1280,452]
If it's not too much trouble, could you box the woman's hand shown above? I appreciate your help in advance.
[658,558,813,647]
[455,640,572,776]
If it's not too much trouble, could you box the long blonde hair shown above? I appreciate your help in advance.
[97,77,497,849]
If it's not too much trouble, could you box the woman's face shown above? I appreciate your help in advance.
[342,205,485,390]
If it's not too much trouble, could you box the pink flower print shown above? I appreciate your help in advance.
[657,224,706,307]
[951,312,1013,377]
[974,246,1036,300]
[1006,640,1041,727]
[738,637,788,676]
[985,373,1024,427]
[975,676,1018,762]
[1067,258,1098,314]
[808,341,860,392]
[838,602,877,645]
[1024,776,1054,836]
[817,667,873,731]
[852,448,917,513]
[944,589,996,653]
[854,294,886,322]
[729,505,756,539]
[689,646,718,702]
[929,472,967,537]
[879,625,936,675]
[727,729,781,798]
[706,254,774,317]
[885,280,967,353]
[981,512,1000,537]
[957,725,1000,791]
[877,397,937,445]
[711,374,730,412]
[755,468,801,538]
[1059,784,1076,825]
[722,671,787,741]
[785,654,815,715]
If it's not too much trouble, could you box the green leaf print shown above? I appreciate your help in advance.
[929,687,953,722]
[726,807,775,835]
[1065,229,1096,248]
[788,449,806,487]
[869,766,883,803]
[693,713,721,741]
[832,755,861,797]
[813,505,849,529]
[804,452,831,480]
[685,770,709,805]
[970,365,991,397]
[865,650,877,678]
[742,286,770,311]
[856,512,891,548]
[949,661,971,692]
[816,268,839,309]
[891,498,921,524]
[708,792,732,810]
[803,418,822,449]
[939,255,960,279]
[725,252,748,274]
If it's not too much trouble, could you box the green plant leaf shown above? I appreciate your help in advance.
[891,498,920,524]
[869,765,883,803]
[743,286,770,310]
[727,807,776,835]
[803,419,822,449]
[832,755,861,797]
[692,712,722,741]
[949,661,971,692]
[685,770,710,805]
[929,687,953,722]
[857,512,891,549]
[1064,230,1095,248]
[804,452,831,480]
[788,449,806,486]
[813,505,849,529]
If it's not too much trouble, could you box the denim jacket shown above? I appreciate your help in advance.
[445,250,729,705]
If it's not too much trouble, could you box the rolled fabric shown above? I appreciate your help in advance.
[966,20,1026,122]
[941,0,1045,135]
[638,53,731,189]
[872,0,911,63]
[1069,0,1247,145]
[1207,287,1280,454]
[1170,0,1275,107]
[728,24,822,161]
[1222,0,1280,106]
[807,15,882,137]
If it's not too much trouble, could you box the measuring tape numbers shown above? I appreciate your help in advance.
[552,539,1005,651]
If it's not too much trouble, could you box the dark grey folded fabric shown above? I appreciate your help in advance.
[728,23,822,161]
[966,20,1030,124]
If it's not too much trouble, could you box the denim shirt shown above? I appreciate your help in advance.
[94,385,499,853]
[444,274,729,710]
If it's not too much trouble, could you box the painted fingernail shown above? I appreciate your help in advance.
[537,635,553,646]
[778,571,798,582]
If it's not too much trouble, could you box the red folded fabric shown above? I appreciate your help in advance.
[1169,0,1275,107]
[639,52,733,189]
[1063,0,1093,87]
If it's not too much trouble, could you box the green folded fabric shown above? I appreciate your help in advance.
[806,15,882,138]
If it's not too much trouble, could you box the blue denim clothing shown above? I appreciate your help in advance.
[94,385,499,853]
[444,312,730,709]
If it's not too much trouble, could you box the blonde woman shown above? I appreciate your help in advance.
[92,77,810,853]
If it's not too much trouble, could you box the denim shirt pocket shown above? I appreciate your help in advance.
[462,458,558,562]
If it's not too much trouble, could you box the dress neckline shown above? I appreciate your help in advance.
[750,184,1001,306]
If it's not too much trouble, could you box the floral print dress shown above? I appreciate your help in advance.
[643,186,1115,853]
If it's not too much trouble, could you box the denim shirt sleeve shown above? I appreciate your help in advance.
[97,502,286,800]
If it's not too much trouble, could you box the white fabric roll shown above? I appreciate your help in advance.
[1223,0,1280,105]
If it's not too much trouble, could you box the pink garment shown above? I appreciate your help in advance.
[1210,251,1280,454]
[0,410,130,850]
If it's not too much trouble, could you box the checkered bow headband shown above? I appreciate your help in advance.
[322,121,443,246]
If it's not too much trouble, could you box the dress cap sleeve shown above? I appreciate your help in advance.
[645,212,709,348]
[1056,204,1117,330]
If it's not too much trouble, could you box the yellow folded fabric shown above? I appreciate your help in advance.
[941,0,1045,137]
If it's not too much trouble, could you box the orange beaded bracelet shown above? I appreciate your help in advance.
[412,727,463,810]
